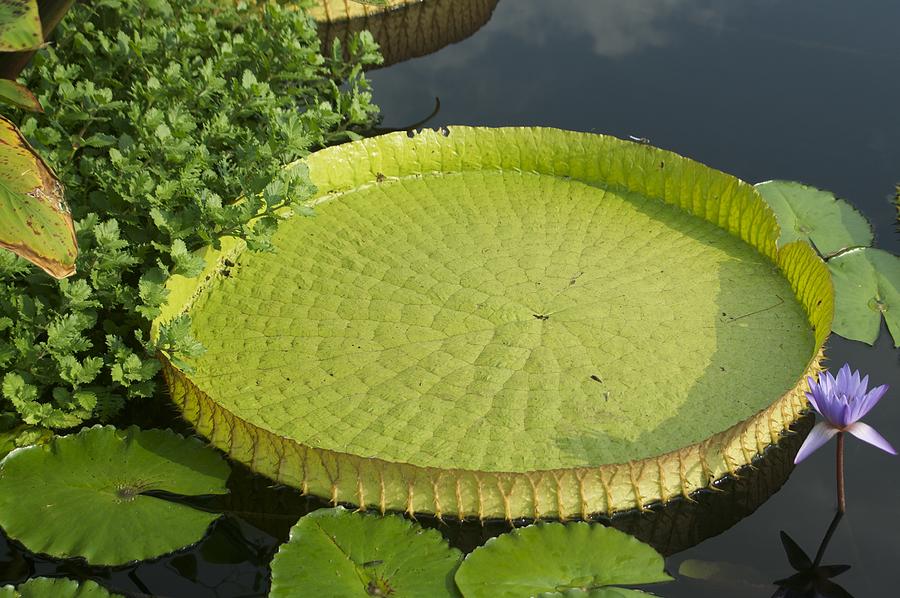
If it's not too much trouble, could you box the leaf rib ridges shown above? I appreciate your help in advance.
[155,127,832,519]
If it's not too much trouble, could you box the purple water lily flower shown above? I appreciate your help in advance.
[795,364,896,464]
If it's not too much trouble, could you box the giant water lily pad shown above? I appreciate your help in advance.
[310,0,499,68]
[154,127,833,519]
[269,507,462,597]
[0,426,230,565]
[455,522,671,598]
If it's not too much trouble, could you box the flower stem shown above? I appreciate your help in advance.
[836,431,846,513]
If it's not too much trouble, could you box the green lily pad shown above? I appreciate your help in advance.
[16,578,115,598]
[0,78,40,111]
[155,127,832,519]
[269,507,462,598]
[0,0,41,52]
[0,115,77,278]
[755,180,873,257]
[828,247,900,346]
[0,425,230,566]
[455,522,672,598]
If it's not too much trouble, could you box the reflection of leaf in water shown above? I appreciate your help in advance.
[774,512,853,598]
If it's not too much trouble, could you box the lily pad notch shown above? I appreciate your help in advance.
[153,127,834,521]
[757,180,900,347]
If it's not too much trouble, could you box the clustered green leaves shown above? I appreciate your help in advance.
[0,0,381,444]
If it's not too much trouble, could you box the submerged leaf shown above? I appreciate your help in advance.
[269,507,462,598]
[0,426,230,565]
[828,247,900,346]
[0,0,42,51]
[755,180,873,257]
[454,522,672,598]
[0,116,76,278]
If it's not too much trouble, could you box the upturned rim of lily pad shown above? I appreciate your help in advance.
[152,127,833,520]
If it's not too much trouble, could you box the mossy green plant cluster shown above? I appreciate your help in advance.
[0,0,381,449]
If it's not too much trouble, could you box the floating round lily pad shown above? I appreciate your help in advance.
[15,578,116,598]
[455,522,671,598]
[0,426,230,566]
[828,247,900,347]
[754,180,873,258]
[154,127,833,519]
[269,507,462,598]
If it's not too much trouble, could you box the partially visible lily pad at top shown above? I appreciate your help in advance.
[269,507,462,598]
[454,522,672,598]
[828,247,900,346]
[15,578,118,598]
[755,180,873,257]
[0,425,231,566]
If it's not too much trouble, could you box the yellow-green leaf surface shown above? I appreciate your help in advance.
[270,507,462,598]
[155,127,833,519]
[0,78,40,111]
[0,116,76,278]
[828,247,900,346]
[0,426,230,566]
[0,0,41,51]
[755,180,873,257]
[454,523,671,598]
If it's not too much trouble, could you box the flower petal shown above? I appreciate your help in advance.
[818,370,835,399]
[794,422,840,464]
[851,384,889,422]
[835,364,854,396]
[816,394,847,428]
[845,422,897,455]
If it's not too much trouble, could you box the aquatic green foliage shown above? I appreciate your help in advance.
[0,0,41,51]
[756,180,899,346]
[269,507,462,598]
[455,522,672,598]
[828,248,900,346]
[0,426,230,565]
[755,180,873,257]
[0,0,381,442]
[15,578,116,598]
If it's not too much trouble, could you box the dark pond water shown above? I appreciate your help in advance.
[2,1,899,596]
